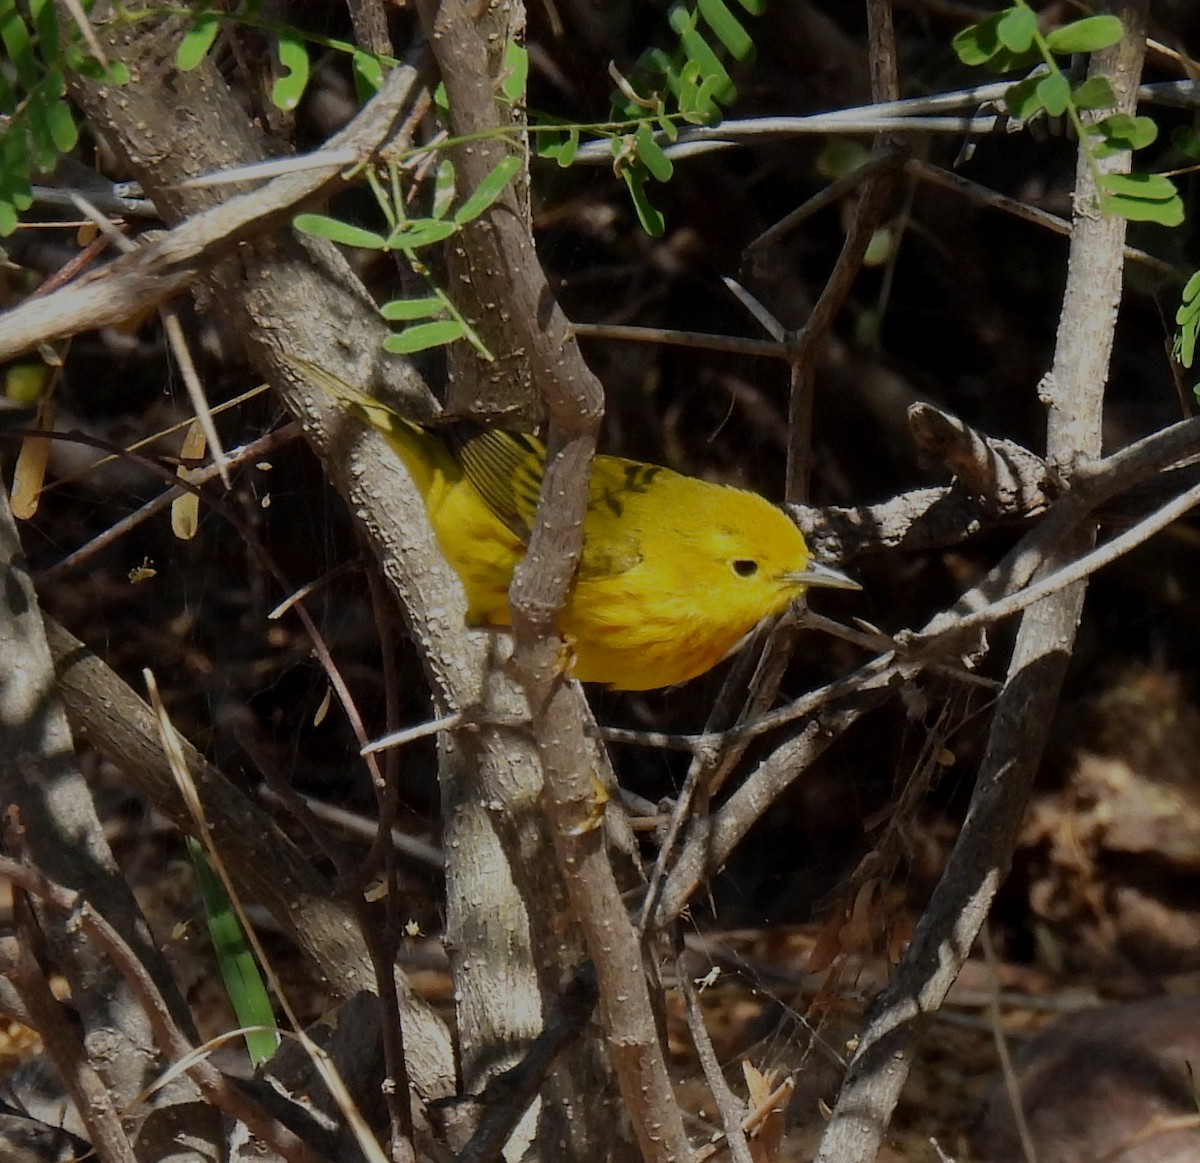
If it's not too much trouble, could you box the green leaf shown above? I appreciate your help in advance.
[734,0,765,14]
[952,14,1003,66]
[176,13,220,71]
[453,154,521,224]
[656,113,679,142]
[384,319,467,354]
[41,66,64,99]
[1,7,39,90]
[498,40,528,105]
[432,159,456,219]
[1171,125,1200,161]
[1098,172,1178,201]
[669,4,735,105]
[862,225,894,268]
[698,0,754,62]
[30,0,58,62]
[81,55,132,84]
[537,126,579,167]
[433,80,449,116]
[1044,14,1123,54]
[1101,192,1185,226]
[1176,277,1200,367]
[352,50,385,98]
[1177,297,1200,329]
[622,166,665,236]
[389,218,458,249]
[293,214,388,249]
[1071,76,1115,110]
[983,45,1043,73]
[0,199,18,238]
[1089,114,1157,159]
[1036,71,1071,118]
[4,359,49,405]
[1004,75,1043,121]
[66,36,127,83]
[271,33,309,110]
[677,60,723,124]
[1098,173,1184,226]
[0,128,31,226]
[634,123,673,182]
[642,49,674,83]
[188,839,278,1068]
[26,91,60,172]
[45,92,78,154]
[1176,269,1200,309]
[997,6,1037,53]
[379,295,447,321]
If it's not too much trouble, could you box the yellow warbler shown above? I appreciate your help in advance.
[290,357,859,690]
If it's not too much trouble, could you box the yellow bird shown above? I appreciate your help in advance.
[290,357,860,690]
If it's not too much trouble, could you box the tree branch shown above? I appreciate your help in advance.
[814,6,1151,1159]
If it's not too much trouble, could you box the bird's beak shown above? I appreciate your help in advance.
[791,559,861,591]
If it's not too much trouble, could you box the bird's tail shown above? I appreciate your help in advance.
[281,354,447,492]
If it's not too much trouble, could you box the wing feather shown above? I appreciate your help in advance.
[447,425,545,543]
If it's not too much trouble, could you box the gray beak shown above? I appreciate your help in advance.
[792,559,861,591]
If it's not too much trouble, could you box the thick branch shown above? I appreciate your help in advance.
[0,483,217,1160]
[814,6,1151,1160]
[415,4,690,1162]
[0,62,421,365]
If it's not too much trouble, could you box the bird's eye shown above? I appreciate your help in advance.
[732,559,759,578]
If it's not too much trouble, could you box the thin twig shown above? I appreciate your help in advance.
[1,913,139,1163]
[980,927,1037,1163]
[906,157,1179,281]
[814,8,1151,1159]
[572,321,785,361]
[37,423,300,585]
[676,943,755,1163]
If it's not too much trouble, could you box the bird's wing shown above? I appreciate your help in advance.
[451,431,648,579]
[448,424,546,543]
[577,456,652,580]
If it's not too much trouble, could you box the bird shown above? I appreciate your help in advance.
[288,356,860,690]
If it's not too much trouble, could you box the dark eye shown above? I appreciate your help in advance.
[732,559,759,578]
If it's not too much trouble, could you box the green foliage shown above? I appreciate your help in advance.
[1171,125,1200,161]
[601,0,764,236]
[497,37,528,106]
[953,2,1183,228]
[177,4,317,110]
[1174,271,1200,371]
[174,3,392,109]
[187,838,279,1068]
[294,155,522,357]
[0,0,127,236]
[174,12,220,70]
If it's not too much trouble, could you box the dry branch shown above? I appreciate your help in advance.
[0,482,217,1160]
[413,2,689,1161]
[814,6,1152,1159]
[0,62,422,365]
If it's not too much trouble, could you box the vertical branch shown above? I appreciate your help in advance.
[2,912,140,1163]
[413,4,691,1161]
[813,4,1150,1161]
[0,480,218,1159]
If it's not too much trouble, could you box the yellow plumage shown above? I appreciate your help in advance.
[290,358,859,690]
